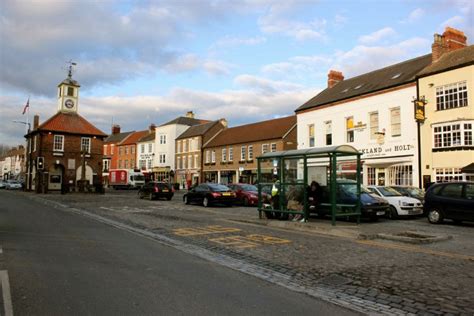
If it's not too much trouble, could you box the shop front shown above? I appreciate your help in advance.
[153,166,171,182]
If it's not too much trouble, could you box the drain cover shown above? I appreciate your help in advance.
[317,274,351,286]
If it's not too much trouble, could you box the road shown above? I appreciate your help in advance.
[0,190,357,315]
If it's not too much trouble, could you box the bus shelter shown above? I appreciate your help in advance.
[257,145,362,225]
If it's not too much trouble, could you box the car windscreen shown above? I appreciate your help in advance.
[339,183,372,194]
[133,175,145,181]
[378,186,402,197]
[208,184,230,192]
[241,184,257,192]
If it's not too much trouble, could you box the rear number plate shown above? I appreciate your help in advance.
[222,192,231,196]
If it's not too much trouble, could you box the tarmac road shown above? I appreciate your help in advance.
[0,190,358,315]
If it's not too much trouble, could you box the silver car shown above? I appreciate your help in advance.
[5,180,22,190]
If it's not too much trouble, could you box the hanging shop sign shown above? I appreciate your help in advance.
[413,96,427,123]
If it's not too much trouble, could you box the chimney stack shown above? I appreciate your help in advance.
[111,124,121,134]
[149,123,156,133]
[328,70,344,88]
[33,115,39,130]
[219,118,228,128]
[186,111,195,118]
[432,27,467,63]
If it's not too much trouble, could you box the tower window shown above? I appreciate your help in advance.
[67,87,74,96]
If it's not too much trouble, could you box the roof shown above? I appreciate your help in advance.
[159,116,210,127]
[205,116,296,148]
[461,162,474,173]
[58,77,80,87]
[258,145,360,159]
[137,132,155,143]
[104,131,134,143]
[34,112,106,137]
[418,45,474,78]
[119,130,149,145]
[176,120,221,140]
[296,54,432,112]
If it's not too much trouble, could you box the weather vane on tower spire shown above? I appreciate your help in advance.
[66,60,77,79]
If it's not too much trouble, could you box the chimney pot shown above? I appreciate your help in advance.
[327,70,344,88]
[219,118,228,128]
[112,124,121,134]
[149,123,156,133]
[432,27,467,63]
[33,115,39,129]
[186,111,195,118]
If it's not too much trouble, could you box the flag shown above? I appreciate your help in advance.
[22,98,29,115]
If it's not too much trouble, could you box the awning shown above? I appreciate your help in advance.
[461,162,474,173]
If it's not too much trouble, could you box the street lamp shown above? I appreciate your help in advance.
[12,120,31,133]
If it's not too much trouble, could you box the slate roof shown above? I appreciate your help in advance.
[176,121,221,140]
[119,130,149,145]
[104,131,134,143]
[296,54,433,112]
[418,45,474,78]
[33,112,106,137]
[159,116,210,127]
[137,132,155,143]
[204,116,296,148]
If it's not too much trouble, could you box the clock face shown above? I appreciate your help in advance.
[64,99,75,109]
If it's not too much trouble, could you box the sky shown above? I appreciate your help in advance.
[0,0,472,146]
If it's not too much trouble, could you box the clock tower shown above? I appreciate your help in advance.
[57,61,80,113]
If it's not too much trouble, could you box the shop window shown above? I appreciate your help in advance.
[388,164,413,186]
[367,167,376,185]
[433,121,473,148]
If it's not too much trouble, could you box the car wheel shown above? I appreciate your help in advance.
[427,208,443,224]
[388,206,399,219]
[149,193,154,201]
[203,197,209,207]
[243,197,249,207]
[184,195,189,204]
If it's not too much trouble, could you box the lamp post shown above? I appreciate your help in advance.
[13,120,31,189]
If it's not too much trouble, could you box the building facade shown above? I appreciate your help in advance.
[116,130,148,170]
[418,28,473,185]
[136,125,156,180]
[102,125,133,186]
[296,55,433,186]
[0,146,25,180]
[202,116,297,184]
[175,119,227,188]
[153,111,210,182]
[24,72,106,192]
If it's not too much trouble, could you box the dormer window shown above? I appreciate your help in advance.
[67,87,74,96]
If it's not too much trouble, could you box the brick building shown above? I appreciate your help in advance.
[24,71,107,192]
[202,116,297,184]
[102,125,133,186]
[175,119,227,188]
[116,130,149,170]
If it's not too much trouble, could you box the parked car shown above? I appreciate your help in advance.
[424,181,474,224]
[183,183,235,207]
[389,186,425,204]
[0,180,6,189]
[317,180,390,221]
[138,182,174,200]
[368,186,423,219]
[227,183,265,206]
[5,180,22,190]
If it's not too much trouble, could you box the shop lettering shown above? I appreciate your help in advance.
[360,144,413,157]
[361,147,382,155]
[394,144,411,151]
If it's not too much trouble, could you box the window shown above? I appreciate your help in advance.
[119,147,122,155]
[436,81,468,111]
[346,117,354,143]
[148,143,152,153]
[124,160,129,168]
[131,159,135,168]
[370,112,379,140]
[387,165,413,186]
[271,143,277,152]
[367,167,376,185]
[325,121,332,145]
[308,124,315,147]
[111,145,114,154]
[184,140,188,152]
[67,87,74,96]
[188,155,192,169]
[177,141,181,153]
[147,159,152,170]
[53,135,64,151]
[262,144,269,154]
[433,121,473,148]
[435,168,463,182]
[229,147,233,161]
[118,160,122,168]
[440,183,463,198]
[131,146,135,154]
[81,137,91,153]
[248,145,253,160]
[177,157,181,169]
[206,150,210,163]
[103,159,109,172]
[141,144,145,153]
[222,148,227,162]
[33,135,37,152]
[183,156,187,169]
[139,160,146,169]
[125,146,129,155]
[390,107,401,137]
[241,146,246,161]
[194,155,198,169]
[159,154,166,164]
[160,134,166,144]
[211,150,216,163]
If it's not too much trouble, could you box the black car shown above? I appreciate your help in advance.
[317,180,390,221]
[138,182,174,200]
[183,183,235,207]
[424,181,474,224]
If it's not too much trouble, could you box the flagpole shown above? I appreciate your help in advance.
[26,96,30,133]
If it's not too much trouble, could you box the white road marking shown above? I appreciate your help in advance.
[0,247,3,254]
[0,270,13,316]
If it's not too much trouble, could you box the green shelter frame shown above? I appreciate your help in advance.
[257,145,362,226]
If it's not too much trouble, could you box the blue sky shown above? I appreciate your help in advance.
[0,0,472,146]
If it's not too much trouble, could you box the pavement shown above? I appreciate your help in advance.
[5,189,474,315]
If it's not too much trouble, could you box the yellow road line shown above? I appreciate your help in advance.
[357,239,474,261]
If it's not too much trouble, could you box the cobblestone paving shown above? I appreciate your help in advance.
[20,191,474,315]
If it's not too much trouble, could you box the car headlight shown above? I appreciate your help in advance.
[399,200,409,206]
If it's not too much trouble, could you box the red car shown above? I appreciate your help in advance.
[227,183,263,206]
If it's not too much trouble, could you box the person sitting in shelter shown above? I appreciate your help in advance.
[307,181,322,211]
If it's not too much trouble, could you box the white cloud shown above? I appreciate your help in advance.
[211,36,267,49]
[262,55,331,79]
[441,15,465,28]
[358,27,397,44]
[400,8,425,24]
[164,54,234,76]
[234,74,304,93]
[333,14,347,28]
